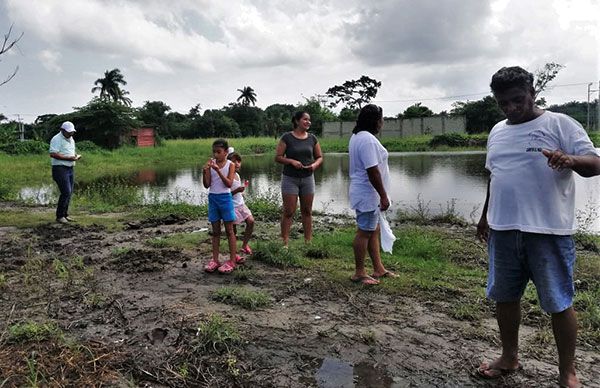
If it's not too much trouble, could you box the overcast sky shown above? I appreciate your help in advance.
[1,0,598,123]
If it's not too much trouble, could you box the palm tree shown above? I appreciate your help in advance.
[91,68,132,106]
[236,86,257,106]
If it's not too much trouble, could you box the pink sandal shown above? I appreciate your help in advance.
[204,259,220,273]
[218,260,236,274]
[240,245,252,255]
[235,254,245,264]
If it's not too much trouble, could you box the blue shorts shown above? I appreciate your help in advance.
[355,208,380,232]
[487,229,576,313]
[208,193,236,223]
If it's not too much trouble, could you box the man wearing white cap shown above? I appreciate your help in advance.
[49,121,81,223]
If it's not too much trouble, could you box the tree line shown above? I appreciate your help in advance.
[1,45,596,150]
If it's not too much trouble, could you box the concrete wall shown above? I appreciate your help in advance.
[322,115,466,138]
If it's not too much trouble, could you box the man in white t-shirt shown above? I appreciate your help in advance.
[476,66,600,387]
[49,121,81,224]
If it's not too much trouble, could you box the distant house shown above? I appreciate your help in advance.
[129,127,156,147]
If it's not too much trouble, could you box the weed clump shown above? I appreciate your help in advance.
[253,242,302,268]
[194,314,242,353]
[245,189,282,221]
[6,321,63,344]
[212,286,271,310]
[302,241,332,259]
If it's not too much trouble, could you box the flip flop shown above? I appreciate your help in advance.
[477,362,522,379]
[350,275,380,285]
[371,270,398,279]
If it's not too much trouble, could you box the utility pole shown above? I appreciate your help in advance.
[597,80,600,131]
[587,82,600,131]
[15,114,25,141]
[587,83,593,130]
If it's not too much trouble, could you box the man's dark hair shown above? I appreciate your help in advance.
[353,104,383,135]
[212,138,228,150]
[490,66,534,93]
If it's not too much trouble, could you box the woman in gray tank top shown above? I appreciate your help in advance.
[275,111,323,246]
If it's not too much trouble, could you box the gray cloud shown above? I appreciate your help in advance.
[346,0,495,65]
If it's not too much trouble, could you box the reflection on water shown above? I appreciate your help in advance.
[21,152,600,231]
[311,357,395,388]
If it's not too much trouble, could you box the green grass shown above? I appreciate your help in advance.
[0,208,127,229]
[211,286,272,310]
[6,321,63,344]
[146,232,204,250]
[194,314,242,353]
[0,209,56,227]
[232,267,258,282]
[138,202,207,220]
[296,227,490,322]
[252,241,304,268]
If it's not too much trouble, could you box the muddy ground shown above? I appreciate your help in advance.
[0,206,599,387]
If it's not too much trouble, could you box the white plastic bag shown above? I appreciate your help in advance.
[379,211,396,253]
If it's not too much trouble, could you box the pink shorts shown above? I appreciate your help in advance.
[233,204,252,224]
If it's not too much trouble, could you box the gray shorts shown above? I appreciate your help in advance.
[281,174,315,196]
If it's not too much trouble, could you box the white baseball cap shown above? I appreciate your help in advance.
[60,121,76,132]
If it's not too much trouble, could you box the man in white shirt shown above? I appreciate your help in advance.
[476,66,600,387]
[49,121,81,223]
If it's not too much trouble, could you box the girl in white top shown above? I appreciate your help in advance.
[202,139,242,274]
[228,152,255,256]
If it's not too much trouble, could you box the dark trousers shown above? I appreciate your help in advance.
[52,165,74,219]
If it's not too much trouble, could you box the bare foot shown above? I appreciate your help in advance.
[559,372,581,388]
[371,270,398,279]
[477,357,521,379]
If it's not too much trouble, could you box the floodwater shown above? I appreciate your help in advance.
[22,152,600,231]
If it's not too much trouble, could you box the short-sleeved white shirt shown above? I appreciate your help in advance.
[208,159,233,194]
[349,131,390,212]
[485,111,599,235]
[49,132,76,167]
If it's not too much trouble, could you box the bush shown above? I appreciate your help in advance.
[429,133,469,148]
[0,179,13,200]
[76,140,103,152]
[466,134,488,147]
[0,140,48,155]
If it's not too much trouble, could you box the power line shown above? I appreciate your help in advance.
[374,82,595,103]
[375,92,489,103]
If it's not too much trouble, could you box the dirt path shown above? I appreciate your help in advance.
[0,210,599,387]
